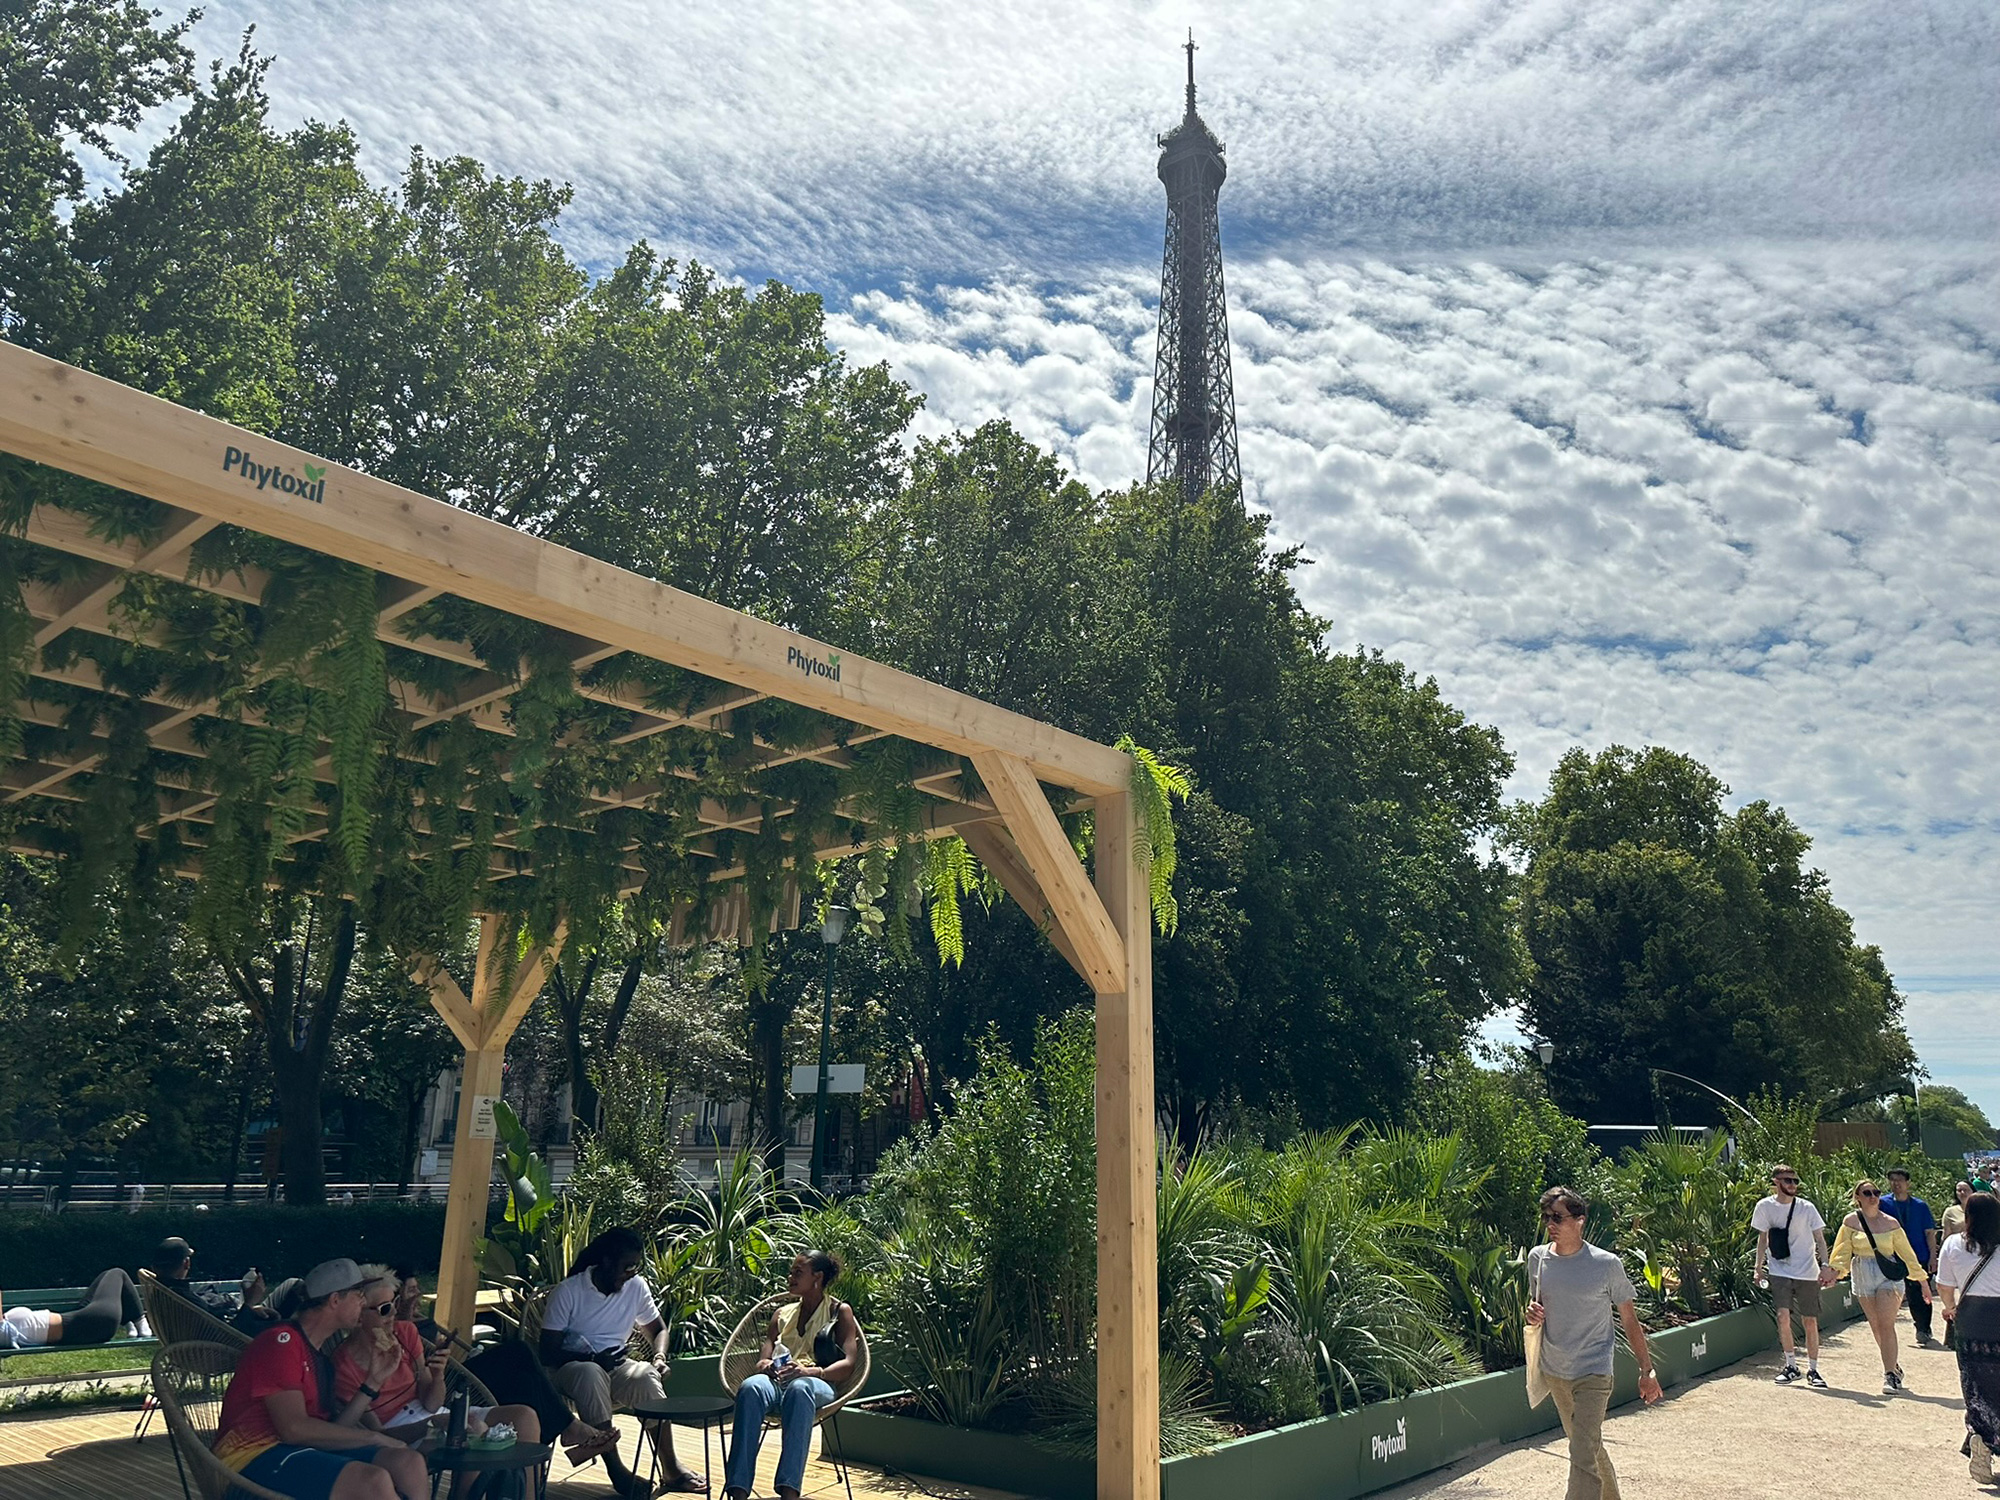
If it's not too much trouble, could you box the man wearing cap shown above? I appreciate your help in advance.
[213,1258,430,1500]
[1880,1168,1941,1346]
[152,1235,280,1335]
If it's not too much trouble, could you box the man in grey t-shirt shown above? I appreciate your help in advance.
[1528,1186,1661,1499]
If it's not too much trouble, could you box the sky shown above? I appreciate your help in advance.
[150,2,2000,1112]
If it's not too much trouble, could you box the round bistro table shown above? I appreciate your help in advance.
[627,1396,736,1498]
[421,1438,554,1499]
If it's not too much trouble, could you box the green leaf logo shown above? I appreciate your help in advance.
[303,463,326,483]
[826,651,841,668]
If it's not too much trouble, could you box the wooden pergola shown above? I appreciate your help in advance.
[0,340,1159,1500]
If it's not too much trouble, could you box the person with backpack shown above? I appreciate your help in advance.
[1938,1190,2000,1480]
[1826,1178,1933,1394]
[1751,1164,1830,1387]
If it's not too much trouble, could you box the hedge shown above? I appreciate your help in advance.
[0,1202,497,1286]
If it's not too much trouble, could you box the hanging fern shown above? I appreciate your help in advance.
[1114,734,1193,937]
[924,834,982,967]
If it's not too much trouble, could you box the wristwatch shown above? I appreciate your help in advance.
[1639,1369,1657,1382]
[358,1384,379,1399]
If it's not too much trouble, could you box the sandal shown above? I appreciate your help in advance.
[564,1427,621,1466]
[661,1473,708,1494]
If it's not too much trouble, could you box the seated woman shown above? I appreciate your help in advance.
[388,1265,621,1472]
[724,1252,862,1500]
[0,1267,146,1348]
[331,1265,546,1495]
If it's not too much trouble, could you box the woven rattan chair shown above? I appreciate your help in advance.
[719,1294,870,1500]
[136,1270,251,1440]
[152,1339,288,1500]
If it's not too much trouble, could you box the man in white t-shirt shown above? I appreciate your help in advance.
[539,1226,702,1499]
[1752,1163,1831,1388]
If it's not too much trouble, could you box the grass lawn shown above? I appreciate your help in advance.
[1,1345,152,1380]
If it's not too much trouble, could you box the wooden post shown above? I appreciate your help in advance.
[408,916,567,1342]
[1092,789,1159,1500]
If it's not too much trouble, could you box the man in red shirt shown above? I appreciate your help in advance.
[213,1258,430,1500]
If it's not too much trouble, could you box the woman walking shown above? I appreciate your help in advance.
[1827,1178,1933,1393]
[1937,1191,2000,1480]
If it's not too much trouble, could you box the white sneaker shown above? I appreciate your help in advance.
[1972,1432,1995,1483]
[138,1317,151,1338]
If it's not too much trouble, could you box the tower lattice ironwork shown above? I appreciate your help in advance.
[1147,34,1240,504]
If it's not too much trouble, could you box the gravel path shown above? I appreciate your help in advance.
[1377,1304,1985,1497]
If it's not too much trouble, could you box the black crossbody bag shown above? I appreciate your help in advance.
[1768,1198,1799,1264]
[1955,1246,2000,1343]
[1858,1213,1910,1282]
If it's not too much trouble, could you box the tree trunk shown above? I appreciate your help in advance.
[222,1077,251,1202]
[753,994,789,1176]
[395,1077,423,1195]
[224,901,361,1207]
[551,954,601,1137]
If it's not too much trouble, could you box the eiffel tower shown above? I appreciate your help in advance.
[1147,33,1240,504]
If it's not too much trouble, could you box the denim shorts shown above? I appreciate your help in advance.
[1852,1254,1898,1298]
[239,1443,383,1500]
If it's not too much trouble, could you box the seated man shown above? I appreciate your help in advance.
[539,1227,704,1499]
[151,1234,281,1334]
[212,1258,430,1500]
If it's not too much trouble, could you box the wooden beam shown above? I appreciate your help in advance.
[972,750,1124,993]
[0,343,1130,797]
[1091,788,1159,1500]
[416,915,568,1342]
[958,820,1087,981]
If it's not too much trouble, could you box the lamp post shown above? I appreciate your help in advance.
[809,907,850,1192]
[1535,1039,1555,1066]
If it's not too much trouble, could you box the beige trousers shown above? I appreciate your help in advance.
[550,1356,689,1471]
[1546,1371,1620,1500]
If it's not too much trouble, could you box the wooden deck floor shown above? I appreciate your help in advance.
[0,1403,1024,1500]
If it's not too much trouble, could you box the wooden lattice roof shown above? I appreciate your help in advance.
[0,340,1132,951]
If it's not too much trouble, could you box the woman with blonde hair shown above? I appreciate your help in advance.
[1826,1178,1933,1393]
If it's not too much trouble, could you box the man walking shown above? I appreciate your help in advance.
[1528,1186,1662,1499]
[1752,1165,1831,1386]
[1881,1168,1941,1346]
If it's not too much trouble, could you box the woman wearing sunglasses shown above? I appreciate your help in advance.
[1826,1179,1933,1393]
[332,1267,544,1493]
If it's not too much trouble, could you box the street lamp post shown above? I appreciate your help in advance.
[809,907,850,1192]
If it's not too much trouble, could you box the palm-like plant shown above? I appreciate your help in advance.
[1258,1156,1472,1411]
[1157,1144,1255,1357]
[1615,1132,1759,1315]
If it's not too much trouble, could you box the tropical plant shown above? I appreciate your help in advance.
[1613,1132,1761,1316]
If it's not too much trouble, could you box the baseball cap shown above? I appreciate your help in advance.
[153,1235,196,1272]
[302,1257,369,1299]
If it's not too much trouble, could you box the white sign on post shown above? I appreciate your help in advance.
[790,1064,865,1095]
[468,1094,499,1139]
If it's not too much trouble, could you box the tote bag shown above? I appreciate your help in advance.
[1524,1257,1550,1408]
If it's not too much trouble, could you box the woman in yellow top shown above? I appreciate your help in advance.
[1827,1178,1934,1393]
[723,1251,862,1500]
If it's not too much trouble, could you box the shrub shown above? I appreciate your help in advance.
[0,1201,460,1286]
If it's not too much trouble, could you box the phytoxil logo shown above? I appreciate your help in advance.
[223,445,328,503]
[1690,1334,1707,1360]
[787,644,842,684]
[1370,1417,1408,1463]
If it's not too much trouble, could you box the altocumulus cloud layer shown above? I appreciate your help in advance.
[188,0,1998,277]
[175,2,2000,1102]
[831,254,2000,1096]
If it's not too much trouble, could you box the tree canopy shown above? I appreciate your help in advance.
[1508,745,1914,1124]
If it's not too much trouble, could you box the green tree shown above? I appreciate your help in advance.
[1510,745,1914,1123]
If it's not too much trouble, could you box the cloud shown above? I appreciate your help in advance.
[182,0,2000,281]
[122,4,2000,1110]
[827,249,2000,1107]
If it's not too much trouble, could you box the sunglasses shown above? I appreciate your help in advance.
[369,1301,396,1317]
[1541,1211,1572,1224]
[1859,1189,1880,1198]
[1775,1177,1799,1186]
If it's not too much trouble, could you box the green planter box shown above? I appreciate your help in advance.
[840,1302,1806,1500]
[836,1404,1094,1500]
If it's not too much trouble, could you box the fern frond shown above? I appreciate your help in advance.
[1113,734,1193,937]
